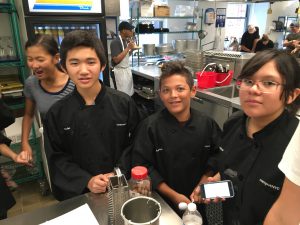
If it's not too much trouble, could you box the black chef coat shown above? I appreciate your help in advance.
[241,31,259,52]
[216,110,298,225]
[44,81,141,201]
[132,108,221,205]
[0,133,16,218]
[0,99,16,218]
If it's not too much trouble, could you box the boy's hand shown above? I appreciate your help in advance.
[172,193,191,206]
[87,174,109,193]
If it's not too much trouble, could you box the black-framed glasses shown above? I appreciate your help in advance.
[236,78,283,93]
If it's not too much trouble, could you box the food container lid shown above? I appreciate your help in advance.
[131,166,148,180]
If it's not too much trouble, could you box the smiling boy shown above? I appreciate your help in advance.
[131,61,221,219]
[44,30,141,201]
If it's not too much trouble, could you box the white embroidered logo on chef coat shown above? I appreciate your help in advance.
[116,123,127,126]
[64,127,71,130]
[156,148,164,152]
[219,147,224,152]
[259,179,280,191]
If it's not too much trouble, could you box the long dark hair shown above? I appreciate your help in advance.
[25,34,64,72]
[239,49,300,115]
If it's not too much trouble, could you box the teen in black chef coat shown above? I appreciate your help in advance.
[132,61,221,218]
[0,99,31,219]
[44,30,141,201]
[191,49,300,225]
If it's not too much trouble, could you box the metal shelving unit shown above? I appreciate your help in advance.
[0,0,43,184]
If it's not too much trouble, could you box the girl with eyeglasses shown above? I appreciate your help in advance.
[191,49,300,225]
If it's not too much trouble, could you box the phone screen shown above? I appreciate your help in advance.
[203,181,231,198]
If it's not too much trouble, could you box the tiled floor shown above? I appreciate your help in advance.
[7,180,58,218]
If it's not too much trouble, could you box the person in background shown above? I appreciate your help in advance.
[21,34,75,162]
[283,23,300,54]
[240,25,260,52]
[132,61,221,222]
[191,49,300,225]
[110,21,136,96]
[44,30,141,201]
[264,115,300,225]
[0,98,30,220]
[255,34,274,52]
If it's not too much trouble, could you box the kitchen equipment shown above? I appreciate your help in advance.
[155,43,174,55]
[121,196,161,225]
[173,39,187,53]
[198,30,208,40]
[186,22,197,31]
[196,71,217,89]
[108,168,130,225]
[185,50,205,78]
[143,44,156,56]
[136,23,154,33]
[187,39,198,50]
[204,50,255,79]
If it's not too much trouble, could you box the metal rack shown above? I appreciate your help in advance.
[0,0,43,184]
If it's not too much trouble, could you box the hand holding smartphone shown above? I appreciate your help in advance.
[200,180,234,199]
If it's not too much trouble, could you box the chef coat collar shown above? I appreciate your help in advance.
[161,107,196,128]
[240,110,291,139]
[73,79,106,107]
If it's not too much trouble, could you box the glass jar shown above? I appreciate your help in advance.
[129,166,151,197]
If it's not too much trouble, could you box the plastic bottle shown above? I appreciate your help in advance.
[129,166,151,197]
[182,202,203,225]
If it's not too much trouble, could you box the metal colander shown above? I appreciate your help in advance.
[108,168,130,225]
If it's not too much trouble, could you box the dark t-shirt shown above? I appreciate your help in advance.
[255,40,274,52]
[285,32,300,52]
[110,37,126,67]
[241,31,259,52]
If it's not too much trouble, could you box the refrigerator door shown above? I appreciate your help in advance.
[24,16,109,85]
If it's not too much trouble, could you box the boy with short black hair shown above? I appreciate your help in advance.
[132,61,221,220]
[44,30,141,201]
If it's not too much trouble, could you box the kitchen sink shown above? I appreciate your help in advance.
[205,85,239,98]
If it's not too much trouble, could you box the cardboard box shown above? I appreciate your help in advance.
[141,2,153,17]
[154,5,170,17]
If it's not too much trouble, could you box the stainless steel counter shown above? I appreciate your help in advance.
[131,65,161,81]
[0,192,182,225]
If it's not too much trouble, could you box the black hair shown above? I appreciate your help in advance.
[25,34,63,72]
[59,30,107,70]
[160,61,194,89]
[238,49,300,115]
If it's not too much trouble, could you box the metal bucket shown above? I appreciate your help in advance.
[143,44,156,56]
[121,196,161,225]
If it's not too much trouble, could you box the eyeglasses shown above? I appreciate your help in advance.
[236,78,283,93]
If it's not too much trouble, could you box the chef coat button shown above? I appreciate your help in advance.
[254,142,259,148]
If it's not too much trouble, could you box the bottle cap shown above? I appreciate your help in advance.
[178,202,188,210]
[187,202,197,212]
[131,166,148,180]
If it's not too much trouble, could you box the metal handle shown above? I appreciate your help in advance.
[193,96,204,104]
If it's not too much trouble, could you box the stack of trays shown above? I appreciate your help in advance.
[185,50,205,78]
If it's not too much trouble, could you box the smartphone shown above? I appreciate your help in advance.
[200,180,234,199]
